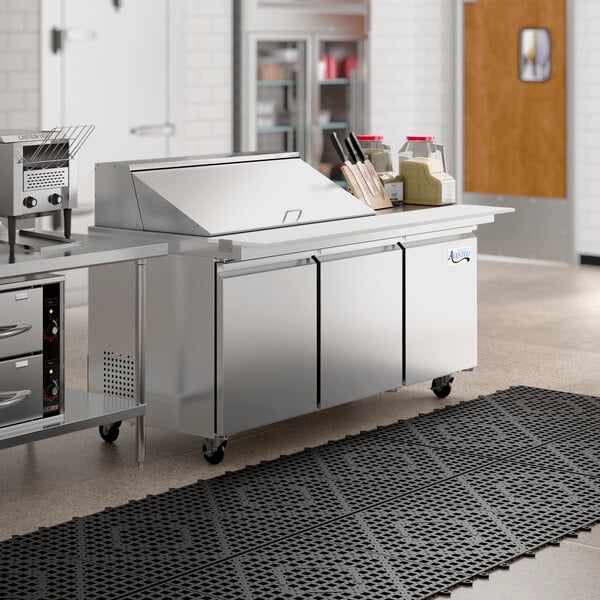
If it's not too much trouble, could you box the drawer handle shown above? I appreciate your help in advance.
[0,323,32,339]
[0,390,32,409]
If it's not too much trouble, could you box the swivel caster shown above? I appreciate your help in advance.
[431,375,454,399]
[202,437,228,465]
[99,421,122,443]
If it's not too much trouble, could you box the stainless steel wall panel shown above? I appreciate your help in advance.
[463,193,569,262]
[216,260,317,434]
[319,247,403,408]
[403,235,477,386]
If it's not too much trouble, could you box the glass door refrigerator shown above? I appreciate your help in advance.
[234,0,369,182]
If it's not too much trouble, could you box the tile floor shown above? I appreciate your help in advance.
[1,258,600,599]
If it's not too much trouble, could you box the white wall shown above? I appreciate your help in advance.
[183,0,232,155]
[573,0,600,256]
[369,0,455,173]
[0,0,40,130]
[0,0,599,259]
[0,0,230,153]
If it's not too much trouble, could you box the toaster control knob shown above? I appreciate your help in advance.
[49,193,63,206]
[45,319,59,337]
[46,379,60,398]
[23,196,37,209]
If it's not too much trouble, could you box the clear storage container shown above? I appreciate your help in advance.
[398,135,447,173]
[356,135,393,174]
[356,135,403,205]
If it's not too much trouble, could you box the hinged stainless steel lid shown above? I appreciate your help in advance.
[130,153,374,236]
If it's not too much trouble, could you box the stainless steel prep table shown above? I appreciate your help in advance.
[0,233,168,466]
[88,152,513,464]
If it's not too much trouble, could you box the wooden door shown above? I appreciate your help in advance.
[464,0,566,199]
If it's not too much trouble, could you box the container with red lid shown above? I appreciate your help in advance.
[356,135,403,204]
[398,135,447,172]
[355,134,393,173]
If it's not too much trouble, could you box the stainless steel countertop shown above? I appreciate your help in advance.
[0,231,168,279]
[208,204,514,248]
[90,203,514,262]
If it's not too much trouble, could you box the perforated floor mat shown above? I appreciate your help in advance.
[3,386,600,599]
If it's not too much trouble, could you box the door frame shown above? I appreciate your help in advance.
[40,0,185,157]
[454,0,576,263]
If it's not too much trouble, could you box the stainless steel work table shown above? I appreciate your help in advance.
[0,232,168,466]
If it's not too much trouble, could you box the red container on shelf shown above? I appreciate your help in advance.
[325,55,338,79]
[341,55,358,78]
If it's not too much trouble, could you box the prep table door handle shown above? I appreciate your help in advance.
[0,323,32,339]
[0,390,32,409]
[130,123,176,137]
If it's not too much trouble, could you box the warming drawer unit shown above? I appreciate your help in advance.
[0,275,64,430]
[88,152,509,463]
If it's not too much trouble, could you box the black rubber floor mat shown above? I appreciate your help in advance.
[3,386,600,599]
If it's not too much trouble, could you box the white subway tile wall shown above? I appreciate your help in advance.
[369,0,455,174]
[0,0,598,257]
[0,0,39,130]
[184,0,232,156]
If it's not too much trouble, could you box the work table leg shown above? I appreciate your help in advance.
[135,258,147,468]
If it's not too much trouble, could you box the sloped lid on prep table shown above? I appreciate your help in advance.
[131,154,374,237]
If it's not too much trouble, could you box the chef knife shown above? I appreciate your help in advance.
[349,131,393,208]
[330,132,371,206]
[344,136,376,197]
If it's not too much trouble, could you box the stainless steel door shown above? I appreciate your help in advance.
[319,246,403,408]
[403,235,478,385]
[216,259,317,434]
[0,354,43,428]
[0,287,42,360]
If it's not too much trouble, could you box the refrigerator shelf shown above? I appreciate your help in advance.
[320,121,349,130]
[257,125,296,134]
[319,78,350,85]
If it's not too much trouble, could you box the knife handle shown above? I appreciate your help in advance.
[330,132,347,163]
[344,137,358,164]
[349,131,368,162]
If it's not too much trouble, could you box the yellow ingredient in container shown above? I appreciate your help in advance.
[366,149,393,173]
[400,157,456,206]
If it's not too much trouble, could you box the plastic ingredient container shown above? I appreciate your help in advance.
[356,135,393,174]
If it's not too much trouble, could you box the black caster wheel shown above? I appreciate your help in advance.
[431,376,454,399]
[202,440,227,465]
[99,421,122,443]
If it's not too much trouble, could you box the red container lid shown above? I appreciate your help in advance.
[406,135,435,141]
[356,135,384,141]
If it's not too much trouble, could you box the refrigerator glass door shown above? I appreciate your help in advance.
[316,38,366,181]
[255,40,307,157]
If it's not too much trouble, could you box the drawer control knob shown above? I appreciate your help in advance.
[46,380,59,398]
[49,193,63,206]
[45,319,59,337]
[23,196,37,209]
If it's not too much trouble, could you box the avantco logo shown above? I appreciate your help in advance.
[448,246,472,265]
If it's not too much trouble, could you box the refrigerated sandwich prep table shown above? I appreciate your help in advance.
[88,152,512,463]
